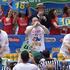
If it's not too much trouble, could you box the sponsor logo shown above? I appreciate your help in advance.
[9,37,20,42]
[52,48,60,52]
[45,37,56,42]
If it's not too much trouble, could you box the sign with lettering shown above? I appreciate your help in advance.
[58,17,70,26]
[8,35,64,53]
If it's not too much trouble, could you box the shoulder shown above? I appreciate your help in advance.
[64,34,70,40]
[1,30,8,39]
[26,26,33,29]
[64,34,70,37]
[13,63,23,69]
[30,64,38,69]
[1,30,8,36]
[63,34,70,42]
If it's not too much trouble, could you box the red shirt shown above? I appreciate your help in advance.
[50,17,60,35]
[63,14,70,18]
[2,17,13,34]
[17,16,28,34]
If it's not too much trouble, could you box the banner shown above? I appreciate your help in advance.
[8,35,65,53]
[11,2,70,17]
[19,0,70,7]
[58,17,70,26]
[44,2,70,17]
[0,0,8,5]
[12,1,31,15]
[20,0,70,2]
[65,17,70,26]
[44,35,64,52]
[8,35,25,53]
[1,0,70,17]
[12,2,70,16]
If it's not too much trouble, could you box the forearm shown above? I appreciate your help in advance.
[40,24,50,34]
[64,43,70,49]
[25,26,34,34]
[28,8,32,18]
[27,3,32,18]
[53,22,59,28]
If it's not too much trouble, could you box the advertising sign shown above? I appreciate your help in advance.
[8,35,65,53]
[58,17,70,26]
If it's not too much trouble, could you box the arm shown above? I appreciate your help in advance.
[64,42,70,49]
[13,12,18,23]
[25,23,37,35]
[39,24,50,34]
[51,19,59,28]
[52,22,59,28]
[3,33,10,53]
[27,3,32,18]
[0,33,10,55]
[63,34,70,49]
[25,26,34,35]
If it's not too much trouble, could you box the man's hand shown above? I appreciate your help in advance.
[33,22,37,27]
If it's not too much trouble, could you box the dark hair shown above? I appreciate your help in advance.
[18,12,26,17]
[42,49,50,59]
[63,6,69,15]
[21,50,29,63]
[48,9,56,19]
[33,52,43,64]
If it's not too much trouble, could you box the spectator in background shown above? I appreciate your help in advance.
[63,6,70,17]
[12,11,18,34]
[47,9,60,34]
[2,9,14,34]
[0,28,10,58]
[38,50,53,70]
[25,17,49,52]
[60,34,70,58]
[33,3,49,28]
[16,3,31,34]
[13,51,39,70]
[62,6,70,34]
[41,49,50,61]
[16,12,29,34]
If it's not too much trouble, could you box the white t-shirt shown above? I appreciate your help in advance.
[0,30,10,57]
[26,26,45,52]
[60,34,70,57]
[13,63,39,70]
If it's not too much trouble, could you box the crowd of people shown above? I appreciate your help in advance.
[0,3,70,35]
[0,2,70,70]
